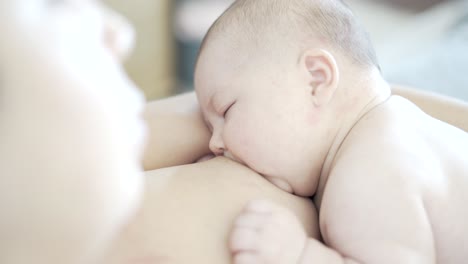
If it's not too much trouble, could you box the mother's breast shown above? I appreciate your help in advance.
[101,157,318,264]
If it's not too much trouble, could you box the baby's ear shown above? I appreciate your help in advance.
[300,49,339,107]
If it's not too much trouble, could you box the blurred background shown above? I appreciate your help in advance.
[104,0,468,101]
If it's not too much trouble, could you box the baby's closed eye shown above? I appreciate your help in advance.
[222,101,236,118]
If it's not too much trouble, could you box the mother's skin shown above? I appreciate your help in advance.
[102,87,468,264]
[102,158,318,264]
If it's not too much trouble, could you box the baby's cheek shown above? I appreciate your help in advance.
[228,127,250,152]
[306,109,321,126]
[336,97,358,117]
[226,124,255,155]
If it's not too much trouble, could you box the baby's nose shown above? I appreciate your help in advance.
[209,133,225,156]
[102,7,135,61]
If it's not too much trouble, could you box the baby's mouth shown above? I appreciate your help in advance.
[222,153,293,193]
[264,177,294,194]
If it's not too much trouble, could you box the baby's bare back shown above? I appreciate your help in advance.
[320,96,468,263]
[401,98,468,263]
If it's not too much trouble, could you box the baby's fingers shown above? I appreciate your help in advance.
[230,226,259,253]
[233,251,259,264]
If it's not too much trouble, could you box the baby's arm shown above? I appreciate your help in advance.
[142,92,211,170]
[307,144,436,264]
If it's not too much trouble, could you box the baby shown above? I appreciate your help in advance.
[194,0,468,263]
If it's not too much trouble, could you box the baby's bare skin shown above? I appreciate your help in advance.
[232,96,468,264]
[316,96,468,263]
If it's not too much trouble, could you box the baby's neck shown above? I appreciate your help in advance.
[315,71,391,205]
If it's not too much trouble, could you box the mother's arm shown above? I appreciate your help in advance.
[392,86,468,132]
[102,157,319,264]
[142,92,211,170]
[143,87,468,170]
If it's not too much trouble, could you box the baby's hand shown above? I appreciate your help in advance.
[229,200,307,264]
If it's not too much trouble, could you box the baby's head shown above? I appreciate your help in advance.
[0,1,145,263]
[195,0,381,196]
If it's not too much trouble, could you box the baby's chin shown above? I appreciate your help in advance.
[222,152,294,194]
[223,151,245,166]
[264,177,294,194]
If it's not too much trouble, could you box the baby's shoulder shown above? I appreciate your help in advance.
[331,110,436,184]
[323,136,431,212]
[342,96,432,152]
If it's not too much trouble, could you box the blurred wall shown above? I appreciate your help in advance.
[103,0,468,101]
[104,0,175,100]
[173,0,233,93]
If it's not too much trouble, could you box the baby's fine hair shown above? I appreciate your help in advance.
[199,0,379,69]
